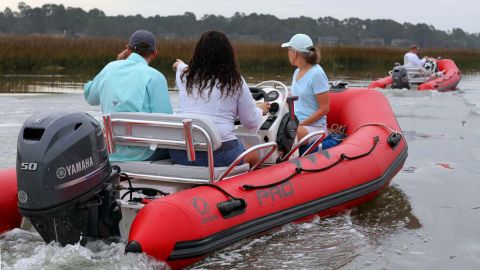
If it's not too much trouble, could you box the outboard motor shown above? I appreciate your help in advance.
[330,80,348,91]
[391,65,410,89]
[17,112,121,246]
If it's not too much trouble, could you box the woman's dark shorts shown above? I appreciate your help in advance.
[169,139,245,167]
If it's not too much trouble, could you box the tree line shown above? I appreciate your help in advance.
[1,2,480,49]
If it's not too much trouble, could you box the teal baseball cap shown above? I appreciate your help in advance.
[281,33,314,53]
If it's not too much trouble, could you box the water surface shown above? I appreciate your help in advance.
[1,73,480,270]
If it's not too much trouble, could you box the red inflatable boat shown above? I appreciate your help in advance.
[369,58,461,91]
[0,167,22,233]
[0,83,407,270]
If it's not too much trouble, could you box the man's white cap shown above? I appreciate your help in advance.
[281,33,314,53]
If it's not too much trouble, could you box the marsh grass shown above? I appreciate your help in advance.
[1,35,479,78]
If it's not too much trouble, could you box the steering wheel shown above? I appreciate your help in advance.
[234,88,268,125]
[253,81,289,104]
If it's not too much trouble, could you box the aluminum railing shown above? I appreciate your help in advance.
[216,142,278,182]
[103,115,215,182]
[103,114,278,183]
[281,130,327,162]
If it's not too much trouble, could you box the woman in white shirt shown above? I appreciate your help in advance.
[171,31,269,167]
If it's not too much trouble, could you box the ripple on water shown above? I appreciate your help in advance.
[0,123,23,128]
[2,188,417,270]
[189,215,367,270]
[0,229,168,270]
[190,186,420,270]
[402,130,449,141]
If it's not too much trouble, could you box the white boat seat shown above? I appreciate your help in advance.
[112,160,250,184]
[405,67,432,84]
[108,112,222,151]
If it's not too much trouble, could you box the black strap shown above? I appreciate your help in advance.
[241,136,379,191]
[195,183,243,201]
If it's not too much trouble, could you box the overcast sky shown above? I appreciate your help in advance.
[1,0,478,33]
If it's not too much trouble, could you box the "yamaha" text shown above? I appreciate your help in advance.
[60,156,94,179]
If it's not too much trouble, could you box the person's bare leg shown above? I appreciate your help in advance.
[243,143,260,168]
[297,126,310,145]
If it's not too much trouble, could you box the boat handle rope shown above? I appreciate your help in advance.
[195,183,244,201]
[240,136,380,191]
[354,122,401,135]
[354,123,403,148]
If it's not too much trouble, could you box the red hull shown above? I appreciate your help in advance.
[127,88,408,269]
[0,167,22,234]
[368,59,461,91]
[368,75,393,89]
[0,88,407,269]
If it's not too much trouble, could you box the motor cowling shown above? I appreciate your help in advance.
[392,66,410,89]
[17,112,121,246]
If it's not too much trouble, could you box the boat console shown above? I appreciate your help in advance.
[235,80,299,165]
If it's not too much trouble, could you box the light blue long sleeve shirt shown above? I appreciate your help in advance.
[84,53,173,161]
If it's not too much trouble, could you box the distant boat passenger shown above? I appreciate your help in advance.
[404,44,426,67]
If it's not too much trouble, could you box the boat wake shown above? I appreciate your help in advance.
[0,229,168,270]
[189,214,368,269]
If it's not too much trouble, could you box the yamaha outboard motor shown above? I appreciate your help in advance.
[17,112,121,246]
[391,65,410,89]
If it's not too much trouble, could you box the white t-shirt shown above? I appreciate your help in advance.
[404,52,426,67]
[175,63,263,142]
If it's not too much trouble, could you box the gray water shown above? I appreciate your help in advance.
[1,73,480,270]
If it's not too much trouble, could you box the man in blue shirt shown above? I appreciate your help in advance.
[84,30,173,161]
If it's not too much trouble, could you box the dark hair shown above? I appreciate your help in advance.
[181,31,242,99]
[129,44,156,57]
[301,47,320,65]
